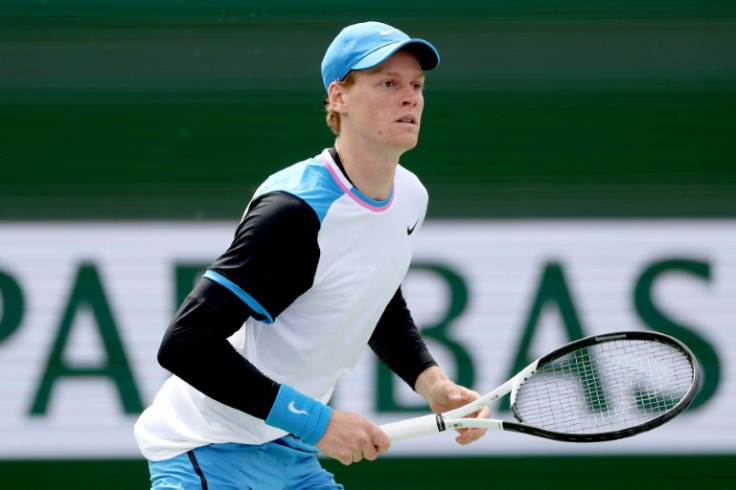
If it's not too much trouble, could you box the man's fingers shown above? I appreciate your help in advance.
[344,444,381,464]
[372,426,391,455]
[337,438,385,465]
[454,406,491,445]
[317,411,391,465]
[455,426,488,445]
[361,442,378,461]
[375,441,390,455]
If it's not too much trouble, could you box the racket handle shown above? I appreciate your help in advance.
[379,414,443,442]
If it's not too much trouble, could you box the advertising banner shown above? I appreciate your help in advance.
[0,221,733,458]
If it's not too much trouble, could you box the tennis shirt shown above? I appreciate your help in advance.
[135,148,432,461]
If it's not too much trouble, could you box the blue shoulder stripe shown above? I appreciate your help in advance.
[203,270,274,324]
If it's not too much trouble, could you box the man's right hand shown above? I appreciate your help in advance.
[316,410,391,465]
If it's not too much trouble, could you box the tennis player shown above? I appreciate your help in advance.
[134,21,490,489]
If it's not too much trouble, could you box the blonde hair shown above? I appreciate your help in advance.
[324,72,356,135]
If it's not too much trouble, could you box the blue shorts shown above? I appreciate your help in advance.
[148,436,344,489]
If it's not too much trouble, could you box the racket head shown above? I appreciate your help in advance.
[508,331,700,442]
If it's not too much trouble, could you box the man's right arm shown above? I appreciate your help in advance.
[157,277,280,418]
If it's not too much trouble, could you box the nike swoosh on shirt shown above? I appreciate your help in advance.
[288,401,309,415]
[407,220,419,235]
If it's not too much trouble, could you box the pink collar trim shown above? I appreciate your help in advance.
[319,149,394,212]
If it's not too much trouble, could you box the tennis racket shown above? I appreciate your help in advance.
[380,331,700,443]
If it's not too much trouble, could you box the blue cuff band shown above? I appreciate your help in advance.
[265,385,333,445]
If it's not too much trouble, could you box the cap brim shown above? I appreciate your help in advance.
[351,39,440,73]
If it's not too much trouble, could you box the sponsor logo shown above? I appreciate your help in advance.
[288,401,309,415]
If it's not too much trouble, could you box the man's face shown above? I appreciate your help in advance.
[339,50,426,153]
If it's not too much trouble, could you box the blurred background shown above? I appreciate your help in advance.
[1,1,735,488]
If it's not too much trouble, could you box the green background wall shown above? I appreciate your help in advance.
[3,1,735,221]
[1,1,735,488]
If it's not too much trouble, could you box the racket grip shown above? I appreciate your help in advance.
[379,414,442,442]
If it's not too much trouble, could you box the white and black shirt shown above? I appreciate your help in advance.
[135,148,436,461]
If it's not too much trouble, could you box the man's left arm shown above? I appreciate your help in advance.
[368,288,489,445]
[368,287,437,388]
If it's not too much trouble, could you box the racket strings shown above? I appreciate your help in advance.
[513,339,695,434]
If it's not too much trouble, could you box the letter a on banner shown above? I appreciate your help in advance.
[30,263,142,415]
[505,262,587,407]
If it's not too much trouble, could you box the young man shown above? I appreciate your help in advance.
[135,21,489,489]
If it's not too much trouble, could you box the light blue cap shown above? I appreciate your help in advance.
[321,21,440,92]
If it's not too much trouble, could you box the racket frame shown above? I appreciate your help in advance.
[380,331,700,443]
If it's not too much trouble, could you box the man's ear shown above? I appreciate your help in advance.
[327,81,348,113]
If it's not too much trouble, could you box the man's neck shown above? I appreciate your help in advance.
[333,137,401,201]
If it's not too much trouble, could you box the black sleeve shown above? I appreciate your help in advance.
[209,191,321,320]
[157,276,280,419]
[157,191,321,419]
[368,287,438,390]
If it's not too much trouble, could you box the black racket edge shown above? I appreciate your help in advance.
[507,330,701,443]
